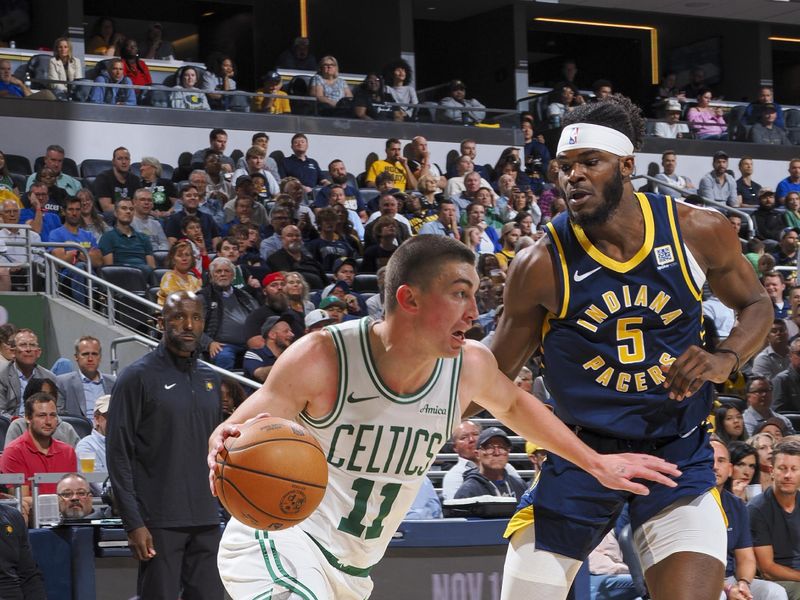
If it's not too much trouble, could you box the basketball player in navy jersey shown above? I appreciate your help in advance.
[208,235,681,600]
[493,95,773,600]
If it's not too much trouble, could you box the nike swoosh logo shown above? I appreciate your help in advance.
[347,393,379,403]
[573,266,602,282]
[164,383,177,390]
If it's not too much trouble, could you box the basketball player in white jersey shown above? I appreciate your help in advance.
[208,235,680,600]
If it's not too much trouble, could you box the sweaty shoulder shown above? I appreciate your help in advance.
[504,236,559,316]
[263,328,340,419]
[675,201,739,272]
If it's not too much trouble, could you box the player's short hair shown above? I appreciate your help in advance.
[24,392,55,419]
[562,94,646,152]
[384,236,475,314]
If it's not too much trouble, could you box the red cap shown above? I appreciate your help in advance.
[262,272,286,287]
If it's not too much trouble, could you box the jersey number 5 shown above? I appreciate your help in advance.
[616,317,645,364]
[338,478,401,540]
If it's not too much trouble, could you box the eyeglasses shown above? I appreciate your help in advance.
[58,490,89,499]
[16,343,39,351]
[480,444,510,454]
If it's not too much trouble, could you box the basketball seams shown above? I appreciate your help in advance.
[227,436,327,457]
[223,477,308,522]
[221,462,328,490]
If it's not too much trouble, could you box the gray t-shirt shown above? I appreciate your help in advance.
[215,293,248,344]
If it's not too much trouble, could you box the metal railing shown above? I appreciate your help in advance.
[631,173,756,239]
[31,76,521,126]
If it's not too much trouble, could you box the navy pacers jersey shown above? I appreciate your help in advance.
[542,192,712,440]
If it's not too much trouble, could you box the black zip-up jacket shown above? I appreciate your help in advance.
[106,343,222,531]
[453,467,527,502]
[197,284,260,351]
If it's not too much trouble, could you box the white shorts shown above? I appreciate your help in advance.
[634,490,727,572]
[218,518,374,600]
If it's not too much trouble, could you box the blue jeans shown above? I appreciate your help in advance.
[212,343,245,370]
[589,574,641,600]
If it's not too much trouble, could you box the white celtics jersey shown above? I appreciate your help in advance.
[298,317,462,574]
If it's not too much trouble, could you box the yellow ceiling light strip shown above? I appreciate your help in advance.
[534,17,659,85]
[300,0,308,37]
[769,36,800,43]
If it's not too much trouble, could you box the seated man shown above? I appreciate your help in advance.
[314,159,366,221]
[164,184,221,252]
[0,58,54,100]
[265,224,327,290]
[0,330,56,418]
[243,273,293,350]
[711,437,787,600]
[230,146,279,197]
[75,394,110,496]
[242,315,294,383]
[130,188,170,252]
[20,183,61,242]
[365,138,417,192]
[749,104,791,146]
[454,427,527,502]
[749,439,800,600]
[89,58,136,106]
[439,80,486,125]
[92,147,140,214]
[98,198,156,275]
[56,337,115,419]
[305,207,355,272]
[57,472,103,519]
[0,391,77,496]
[197,257,260,369]
[0,500,46,596]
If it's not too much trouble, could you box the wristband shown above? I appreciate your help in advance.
[716,348,740,375]
[737,578,751,585]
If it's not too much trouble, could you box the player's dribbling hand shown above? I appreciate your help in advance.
[592,453,681,495]
[128,526,156,561]
[207,412,271,495]
[661,345,737,401]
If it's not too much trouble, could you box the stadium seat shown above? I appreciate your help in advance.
[782,412,800,432]
[172,152,194,183]
[353,274,378,293]
[230,149,244,165]
[149,268,170,287]
[360,188,379,209]
[146,286,160,305]
[618,524,648,598]
[5,154,32,176]
[34,156,79,178]
[726,105,747,142]
[99,266,148,296]
[59,415,93,439]
[80,159,112,179]
[785,109,800,145]
[9,173,26,192]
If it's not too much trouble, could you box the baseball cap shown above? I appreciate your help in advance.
[665,99,682,112]
[332,257,357,274]
[263,70,282,85]
[319,296,347,310]
[260,314,292,337]
[305,309,335,329]
[712,150,729,160]
[449,79,466,91]
[759,188,775,198]
[781,227,800,239]
[525,441,546,455]
[763,102,777,112]
[94,394,111,415]
[477,427,511,448]
[262,272,286,287]
[331,280,351,294]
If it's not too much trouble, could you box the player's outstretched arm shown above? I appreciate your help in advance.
[207,330,338,494]
[462,342,681,495]
[663,205,773,400]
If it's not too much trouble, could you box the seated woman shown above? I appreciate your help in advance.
[48,37,83,98]
[120,38,152,104]
[382,59,418,120]
[727,441,760,501]
[713,404,748,444]
[86,16,125,57]
[352,73,402,121]
[170,66,210,110]
[207,55,238,111]
[686,87,727,140]
[308,55,352,116]
[547,82,583,128]
[157,239,201,305]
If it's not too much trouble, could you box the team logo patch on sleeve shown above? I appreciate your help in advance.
[654,245,675,267]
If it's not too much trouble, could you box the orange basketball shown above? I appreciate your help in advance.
[214,416,328,531]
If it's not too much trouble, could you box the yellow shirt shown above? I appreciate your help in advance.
[366,160,408,191]
[251,89,291,114]
[158,270,201,305]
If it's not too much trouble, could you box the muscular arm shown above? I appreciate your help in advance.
[664,205,773,399]
[490,239,558,379]
[752,545,800,582]
[462,342,681,494]
[733,547,757,584]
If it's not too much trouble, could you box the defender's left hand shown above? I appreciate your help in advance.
[661,345,736,401]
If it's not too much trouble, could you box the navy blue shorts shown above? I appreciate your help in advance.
[527,424,715,561]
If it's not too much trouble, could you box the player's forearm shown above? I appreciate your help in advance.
[719,295,773,366]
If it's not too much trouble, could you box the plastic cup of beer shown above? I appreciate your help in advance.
[79,451,96,473]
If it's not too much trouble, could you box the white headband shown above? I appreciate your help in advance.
[556,123,634,157]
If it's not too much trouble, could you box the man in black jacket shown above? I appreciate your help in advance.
[197,257,260,369]
[107,291,224,599]
[454,427,527,501]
